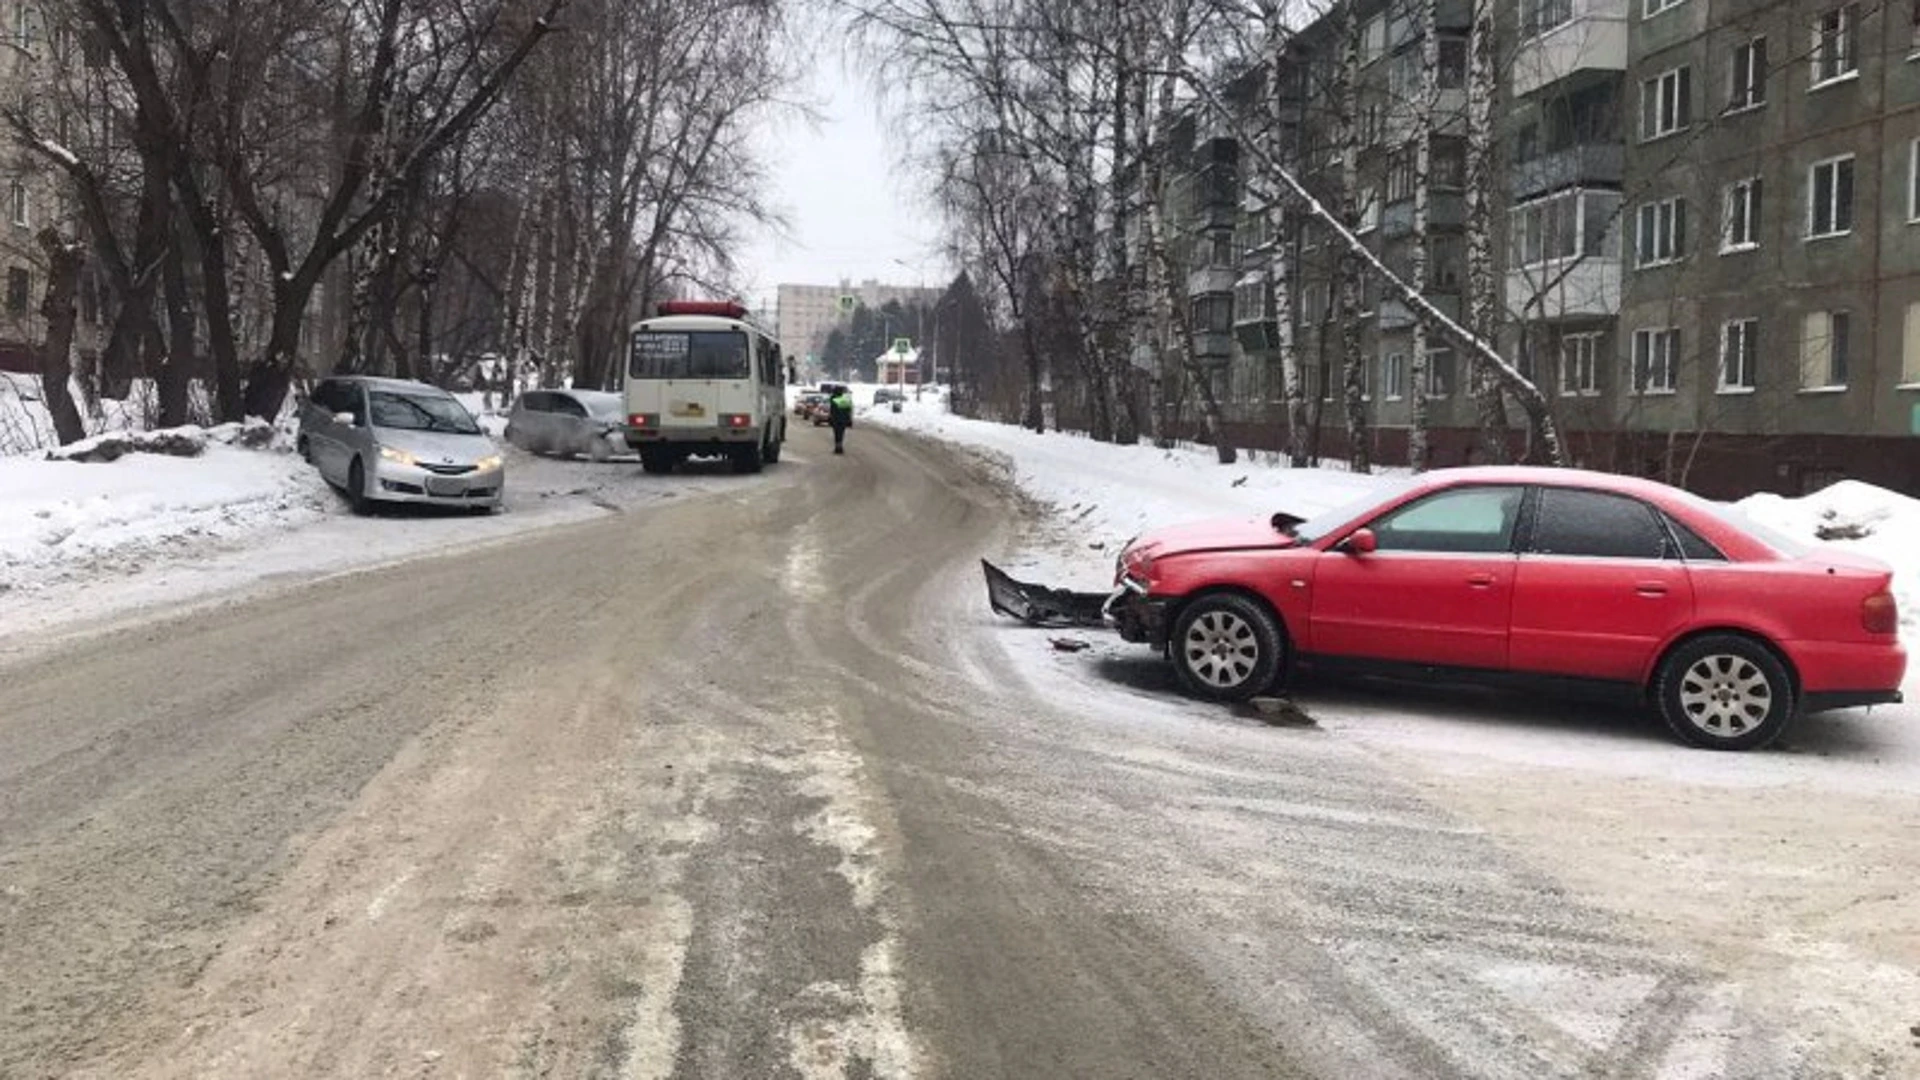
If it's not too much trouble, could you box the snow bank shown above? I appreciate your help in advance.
[1740,480,1920,634]
[868,396,1391,576]
[0,439,327,593]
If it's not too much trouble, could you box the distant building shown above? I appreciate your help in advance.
[776,279,942,373]
[876,346,923,386]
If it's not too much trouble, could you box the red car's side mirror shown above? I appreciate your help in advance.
[1342,528,1378,555]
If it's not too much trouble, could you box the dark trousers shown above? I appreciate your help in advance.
[831,422,847,450]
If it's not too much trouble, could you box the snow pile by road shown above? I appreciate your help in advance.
[0,430,328,592]
[1740,480,1920,633]
[866,395,1387,577]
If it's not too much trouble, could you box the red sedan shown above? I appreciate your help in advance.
[1108,467,1905,750]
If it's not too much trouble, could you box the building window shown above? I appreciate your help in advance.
[1910,139,1920,223]
[1807,155,1854,238]
[1559,334,1601,396]
[1811,6,1858,87]
[1730,38,1767,110]
[1640,67,1691,141]
[1800,311,1850,388]
[1644,0,1688,15]
[1720,319,1758,391]
[1511,190,1619,268]
[1722,178,1761,251]
[1362,16,1386,64]
[1635,198,1687,266]
[1430,235,1463,290]
[1433,141,1467,190]
[7,180,24,228]
[1384,352,1407,400]
[1427,348,1455,398]
[5,266,27,315]
[1357,187,1380,234]
[1521,0,1574,38]
[1437,38,1467,90]
[1903,303,1920,386]
[1632,328,1680,394]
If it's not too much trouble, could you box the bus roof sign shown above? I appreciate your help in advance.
[657,299,749,319]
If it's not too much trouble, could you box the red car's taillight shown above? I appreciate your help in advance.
[1863,591,1899,634]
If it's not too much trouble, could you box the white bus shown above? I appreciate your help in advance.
[621,300,787,474]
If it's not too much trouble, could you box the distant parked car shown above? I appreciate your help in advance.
[297,376,504,515]
[504,389,624,460]
[872,387,902,405]
[1108,466,1906,751]
[795,391,827,420]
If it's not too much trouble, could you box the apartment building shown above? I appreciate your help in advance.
[0,13,110,380]
[1613,0,1920,494]
[1167,0,1918,496]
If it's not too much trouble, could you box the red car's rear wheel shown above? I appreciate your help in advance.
[1655,634,1796,751]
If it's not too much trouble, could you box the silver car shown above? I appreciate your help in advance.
[503,388,624,460]
[296,376,505,515]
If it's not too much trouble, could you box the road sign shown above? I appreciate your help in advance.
[893,337,912,355]
[838,295,856,314]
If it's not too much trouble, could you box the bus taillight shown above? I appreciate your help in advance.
[628,413,657,428]
[722,414,752,429]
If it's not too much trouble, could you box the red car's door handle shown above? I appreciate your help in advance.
[1466,573,1496,588]
[1636,582,1670,596]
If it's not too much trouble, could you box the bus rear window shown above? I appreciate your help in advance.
[630,331,750,380]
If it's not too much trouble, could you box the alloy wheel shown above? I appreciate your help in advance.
[1677,653,1773,738]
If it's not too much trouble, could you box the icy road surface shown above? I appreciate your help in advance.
[2,424,1915,1078]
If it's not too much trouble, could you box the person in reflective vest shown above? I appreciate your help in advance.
[827,389,854,454]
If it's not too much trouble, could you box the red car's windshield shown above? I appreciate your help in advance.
[1288,479,1421,542]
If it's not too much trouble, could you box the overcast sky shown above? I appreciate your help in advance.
[736,55,949,308]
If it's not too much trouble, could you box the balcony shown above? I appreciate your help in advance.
[1506,257,1621,320]
[1381,193,1467,238]
[1378,293,1461,332]
[1512,0,1628,98]
[1509,143,1624,200]
[1187,267,1238,297]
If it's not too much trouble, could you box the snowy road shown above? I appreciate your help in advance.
[2,425,1915,1078]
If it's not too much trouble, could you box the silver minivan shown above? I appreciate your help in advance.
[297,376,505,514]
[503,389,624,460]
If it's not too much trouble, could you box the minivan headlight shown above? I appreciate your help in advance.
[475,454,503,472]
[378,445,417,466]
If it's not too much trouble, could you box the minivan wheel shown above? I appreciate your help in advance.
[346,458,372,516]
[731,441,764,475]
[763,427,782,465]
[1655,634,1796,751]
[296,435,311,463]
[639,448,674,475]
[1169,593,1285,703]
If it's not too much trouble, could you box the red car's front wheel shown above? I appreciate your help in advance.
[1170,593,1285,703]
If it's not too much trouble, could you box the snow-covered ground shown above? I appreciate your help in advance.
[0,392,756,649]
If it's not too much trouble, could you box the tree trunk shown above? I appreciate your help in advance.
[160,230,196,427]
[1464,0,1510,463]
[1408,0,1439,472]
[1336,10,1369,474]
[36,229,88,445]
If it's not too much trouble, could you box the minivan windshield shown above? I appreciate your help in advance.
[630,330,751,380]
[369,391,482,435]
